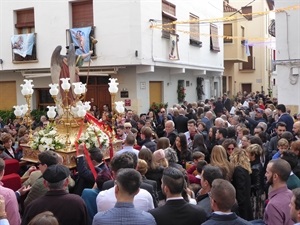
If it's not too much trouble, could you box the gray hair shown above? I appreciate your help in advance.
[164,147,178,163]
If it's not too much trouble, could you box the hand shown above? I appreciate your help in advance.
[78,144,85,155]
[18,185,31,196]
[0,195,6,218]
[28,166,37,174]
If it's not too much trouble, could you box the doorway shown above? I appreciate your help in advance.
[149,81,163,104]
[241,83,252,95]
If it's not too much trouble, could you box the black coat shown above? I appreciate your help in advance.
[174,115,189,133]
[149,199,207,225]
[231,166,253,221]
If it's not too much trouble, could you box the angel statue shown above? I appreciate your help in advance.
[50,43,92,114]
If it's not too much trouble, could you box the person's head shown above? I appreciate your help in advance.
[88,147,103,164]
[255,108,264,118]
[164,147,178,163]
[291,140,300,157]
[277,138,289,154]
[1,133,13,148]
[214,118,224,128]
[28,211,59,225]
[192,151,205,163]
[43,164,70,190]
[276,122,287,137]
[174,133,188,151]
[124,134,135,146]
[136,159,148,176]
[229,148,251,174]
[187,119,197,133]
[210,179,236,212]
[265,159,291,187]
[254,126,264,136]
[293,121,300,137]
[192,134,205,148]
[165,120,175,134]
[124,122,132,132]
[196,160,208,174]
[246,144,263,161]
[290,188,300,223]
[241,135,251,148]
[116,125,125,137]
[210,145,228,165]
[281,151,298,170]
[138,147,154,169]
[222,138,237,156]
[161,167,184,197]
[200,165,223,191]
[276,104,286,115]
[110,153,134,176]
[141,127,152,139]
[38,151,59,174]
[156,137,170,150]
[115,168,141,199]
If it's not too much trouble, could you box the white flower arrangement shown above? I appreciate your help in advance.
[31,125,65,151]
[77,123,110,150]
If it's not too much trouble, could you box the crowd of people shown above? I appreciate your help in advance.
[1,90,300,224]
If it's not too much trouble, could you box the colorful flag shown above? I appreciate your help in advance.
[11,33,35,57]
[69,27,92,61]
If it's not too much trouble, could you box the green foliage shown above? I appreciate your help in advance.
[177,86,186,103]
[30,109,46,121]
[0,110,16,124]
[149,102,168,114]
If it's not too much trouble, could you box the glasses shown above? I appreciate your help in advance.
[227,147,234,150]
[125,127,132,129]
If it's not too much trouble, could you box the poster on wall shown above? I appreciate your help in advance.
[11,33,35,57]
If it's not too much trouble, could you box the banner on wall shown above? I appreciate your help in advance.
[169,33,179,60]
[69,26,92,61]
[11,33,35,57]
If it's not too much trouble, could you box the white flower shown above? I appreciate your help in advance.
[38,145,46,152]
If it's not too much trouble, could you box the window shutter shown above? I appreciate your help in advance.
[242,6,252,21]
[72,0,94,28]
[242,46,254,70]
[223,24,232,43]
[15,9,34,28]
[162,0,176,16]
[189,14,199,42]
[210,24,220,52]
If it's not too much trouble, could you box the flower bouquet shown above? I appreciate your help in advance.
[77,123,110,150]
[31,125,65,151]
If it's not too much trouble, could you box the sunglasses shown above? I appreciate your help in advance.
[227,147,234,150]
[125,127,132,129]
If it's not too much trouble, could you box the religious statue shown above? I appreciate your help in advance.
[50,43,92,110]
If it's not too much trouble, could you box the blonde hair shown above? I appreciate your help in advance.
[246,144,263,157]
[278,138,289,148]
[230,148,252,174]
[137,159,148,175]
[210,145,233,181]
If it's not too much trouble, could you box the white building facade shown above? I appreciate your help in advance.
[274,0,300,113]
[0,0,224,114]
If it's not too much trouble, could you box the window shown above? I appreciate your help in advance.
[242,6,252,21]
[223,24,232,43]
[162,0,177,39]
[241,46,255,70]
[36,89,55,110]
[189,13,201,47]
[13,8,37,62]
[210,23,220,52]
[241,26,245,45]
[70,0,96,56]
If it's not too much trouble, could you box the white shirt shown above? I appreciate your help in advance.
[96,186,154,212]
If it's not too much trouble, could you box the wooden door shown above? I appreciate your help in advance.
[85,84,111,113]
[149,81,162,104]
[241,83,252,94]
[0,81,16,110]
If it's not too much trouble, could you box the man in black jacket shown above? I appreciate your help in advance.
[149,167,207,225]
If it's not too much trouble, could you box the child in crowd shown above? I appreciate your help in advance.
[272,138,289,159]
[187,152,206,184]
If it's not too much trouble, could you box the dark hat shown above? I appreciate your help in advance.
[43,164,70,183]
[256,108,264,113]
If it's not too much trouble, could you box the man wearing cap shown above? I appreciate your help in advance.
[24,150,59,207]
[93,168,156,225]
[21,164,88,225]
[241,108,267,133]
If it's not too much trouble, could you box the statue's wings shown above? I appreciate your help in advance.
[50,45,63,85]
[67,43,77,84]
